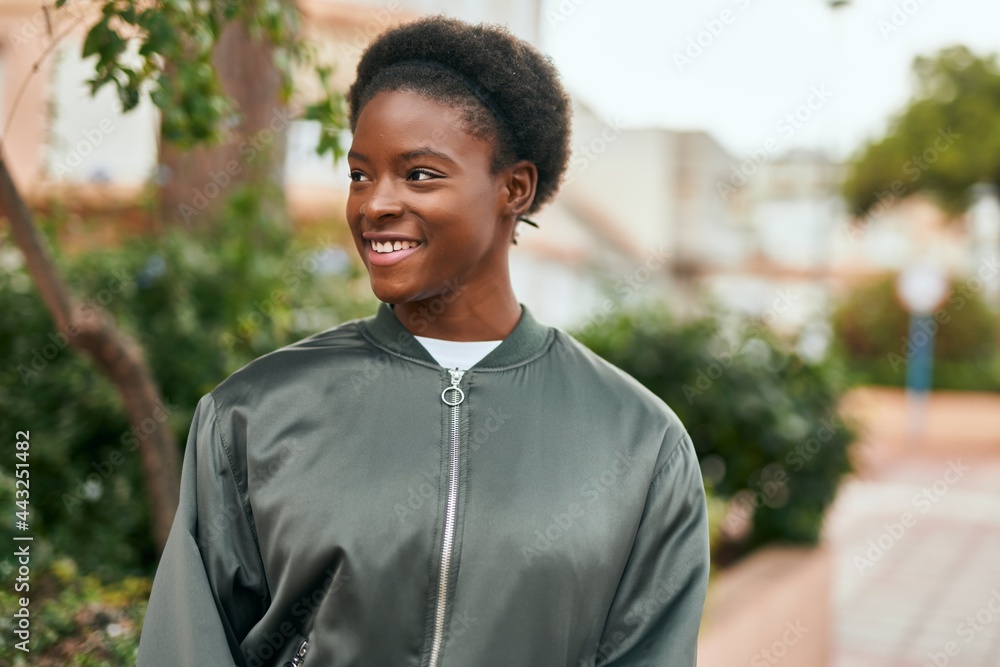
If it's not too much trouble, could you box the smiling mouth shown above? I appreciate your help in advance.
[369,239,422,254]
[365,238,422,267]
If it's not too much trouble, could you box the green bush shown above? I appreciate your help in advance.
[703,483,728,577]
[0,556,149,666]
[0,185,376,581]
[574,307,856,562]
[832,275,1000,391]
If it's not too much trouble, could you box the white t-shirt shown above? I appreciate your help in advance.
[413,335,503,371]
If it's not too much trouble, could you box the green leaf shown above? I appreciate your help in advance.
[844,46,1000,217]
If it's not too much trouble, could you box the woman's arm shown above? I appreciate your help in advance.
[594,430,711,667]
[137,393,269,666]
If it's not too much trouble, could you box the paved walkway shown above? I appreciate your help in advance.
[825,389,1000,666]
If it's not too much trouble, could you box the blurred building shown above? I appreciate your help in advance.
[710,149,848,337]
[2,0,997,335]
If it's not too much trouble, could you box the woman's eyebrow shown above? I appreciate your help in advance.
[399,146,457,165]
[347,146,457,165]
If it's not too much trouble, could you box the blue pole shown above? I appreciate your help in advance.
[905,313,936,444]
[905,313,935,393]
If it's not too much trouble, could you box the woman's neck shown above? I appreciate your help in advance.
[392,284,521,341]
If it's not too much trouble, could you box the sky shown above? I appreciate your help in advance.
[541,0,1000,161]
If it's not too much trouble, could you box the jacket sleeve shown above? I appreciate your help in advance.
[596,429,710,667]
[138,392,269,666]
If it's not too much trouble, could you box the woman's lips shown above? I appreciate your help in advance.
[366,241,422,267]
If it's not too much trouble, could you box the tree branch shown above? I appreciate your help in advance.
[0,149,180,553]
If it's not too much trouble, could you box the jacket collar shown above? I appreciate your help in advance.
[361,301,553,370]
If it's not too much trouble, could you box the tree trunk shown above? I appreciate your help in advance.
[0,150,181,554]
[157,11,291,228]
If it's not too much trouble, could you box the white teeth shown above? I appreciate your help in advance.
[371,240,419,253]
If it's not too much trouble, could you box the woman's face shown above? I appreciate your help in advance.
[345,89,523,306]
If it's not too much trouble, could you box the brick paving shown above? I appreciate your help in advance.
[824,456,1000,667]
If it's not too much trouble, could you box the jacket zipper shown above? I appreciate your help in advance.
[283,637,308,666]
[428,367,465,667]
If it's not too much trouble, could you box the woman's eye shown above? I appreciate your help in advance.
[408,169,438,181]
[348,170,368,182]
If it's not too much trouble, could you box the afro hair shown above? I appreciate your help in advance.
[346,15,572,218]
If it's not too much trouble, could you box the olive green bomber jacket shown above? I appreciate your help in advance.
[136,301,710,666]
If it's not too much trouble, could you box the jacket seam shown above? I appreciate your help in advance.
[648,432,688,491]
[592,430,690,664]
[359,326,442,371]
[472,330,556,370]
[358,324,557,372]
[208,389,264,559]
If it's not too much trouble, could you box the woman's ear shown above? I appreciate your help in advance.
[504,160,538,218]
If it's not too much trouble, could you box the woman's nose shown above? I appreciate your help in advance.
[360,177,405,220]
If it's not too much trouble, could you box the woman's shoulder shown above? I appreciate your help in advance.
[547,327,688,433]
[210,313,375,406]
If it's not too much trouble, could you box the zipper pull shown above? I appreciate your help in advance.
[283,637,309,667]
[441,367,465,406]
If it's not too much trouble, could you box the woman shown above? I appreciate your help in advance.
[138,15,709,667]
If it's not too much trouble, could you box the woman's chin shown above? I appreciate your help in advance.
[369,279,417,305]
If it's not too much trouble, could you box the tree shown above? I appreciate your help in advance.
[157,6,293,227]
[843,45,1000,218]
[0,0,347,554]
[78,0,345,226]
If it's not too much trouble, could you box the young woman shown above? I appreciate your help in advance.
[138,15,710,667]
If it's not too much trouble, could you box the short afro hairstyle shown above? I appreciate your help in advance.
[346,15,572,220]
